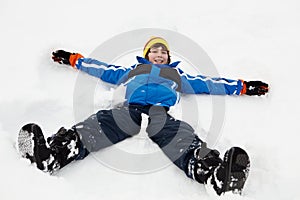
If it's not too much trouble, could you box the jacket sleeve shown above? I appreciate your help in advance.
[74,57,131,85]
[179,68,244,95]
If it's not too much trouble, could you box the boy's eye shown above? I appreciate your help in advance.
[149,50,168,54]
[150,50,158,53]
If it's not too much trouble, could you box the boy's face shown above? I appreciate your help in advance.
[147,46,169,65]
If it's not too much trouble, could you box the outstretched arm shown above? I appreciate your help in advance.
[52,50,130,85]
[179,70,268,96]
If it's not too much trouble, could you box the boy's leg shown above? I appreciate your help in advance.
[146,106,250,195]
[74,106,142,153]
[145,106,215,177]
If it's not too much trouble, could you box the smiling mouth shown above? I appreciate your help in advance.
[154,58,165,64]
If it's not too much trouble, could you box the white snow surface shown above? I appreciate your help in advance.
[1,0,300,199]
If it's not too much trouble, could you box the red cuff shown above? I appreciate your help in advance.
[240,80,247,95]
[69,53,84,67]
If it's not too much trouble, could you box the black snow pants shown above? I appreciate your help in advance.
[73,104,204,179]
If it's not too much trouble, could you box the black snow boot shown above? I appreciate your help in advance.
[193,144,250,195]
[210,147,250,195]
[17,123,85,173]
[193,143,223,184]
[46,126,83,172]
[17,123,53,172]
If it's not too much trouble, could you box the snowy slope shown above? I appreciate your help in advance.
[1,0,300,199]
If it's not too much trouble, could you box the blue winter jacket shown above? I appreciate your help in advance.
[75,56,244,108]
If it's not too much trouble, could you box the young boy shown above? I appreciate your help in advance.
[17,37,268,195]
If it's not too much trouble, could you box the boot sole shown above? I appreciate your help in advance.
[17,123,37,162]
[17,123,52,171]
[223,147,250,194]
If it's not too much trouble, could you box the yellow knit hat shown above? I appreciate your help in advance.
[143,36,170,58]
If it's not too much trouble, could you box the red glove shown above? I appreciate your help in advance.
[52,50,83,67]
[241,81,269,96]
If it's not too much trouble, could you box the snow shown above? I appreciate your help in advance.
[1,0,299,199]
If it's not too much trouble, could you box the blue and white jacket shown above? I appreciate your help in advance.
[75,56,244,108]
